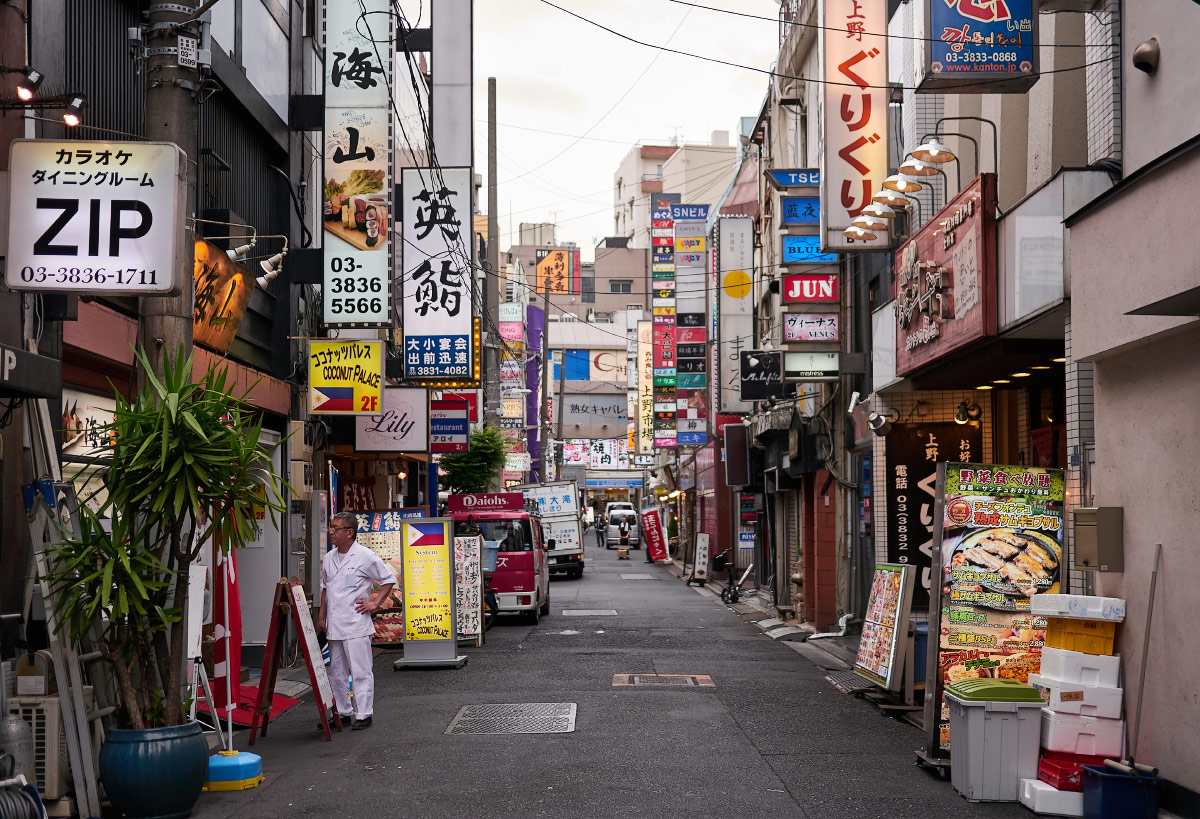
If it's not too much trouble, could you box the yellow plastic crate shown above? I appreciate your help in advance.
[1044,617,1116,656]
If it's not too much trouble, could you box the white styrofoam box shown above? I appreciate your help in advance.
[1041,708,1125,757]
[1020,777,1084,817]
[1031,594,1126,622]
[948,695,1043,801]
[1029,673,1123,718]
[1040,647,1121,688]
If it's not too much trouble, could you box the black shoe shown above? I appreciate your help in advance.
[352,716,373,730]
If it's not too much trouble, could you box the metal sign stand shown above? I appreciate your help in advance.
[23,398,104,818]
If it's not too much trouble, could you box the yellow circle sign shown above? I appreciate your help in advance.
[722,270,751,299]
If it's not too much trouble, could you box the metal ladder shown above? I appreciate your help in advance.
[21,396,108,819]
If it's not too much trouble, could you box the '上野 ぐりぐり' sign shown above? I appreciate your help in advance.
[308,340,383,414]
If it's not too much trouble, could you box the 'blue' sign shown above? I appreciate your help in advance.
[782,235,837,264]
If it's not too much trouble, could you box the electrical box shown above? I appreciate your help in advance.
[1072,507,1123,572]
[289,460,314,502]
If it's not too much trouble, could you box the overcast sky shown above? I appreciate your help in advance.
[467,0,781,260]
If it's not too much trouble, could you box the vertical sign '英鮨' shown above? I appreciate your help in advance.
[820,0,888,252]
[323,1,393,326]
[402,167,474,380]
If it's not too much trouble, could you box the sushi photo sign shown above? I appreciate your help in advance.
[923,462,1065,756]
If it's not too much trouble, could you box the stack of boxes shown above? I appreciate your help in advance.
[1019,595,1126,817]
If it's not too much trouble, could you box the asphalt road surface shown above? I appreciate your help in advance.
[192,545,1033,819]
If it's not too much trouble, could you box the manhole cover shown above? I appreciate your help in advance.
[612,674,715,687]
[562,609,618,616]
[825,670,873,695]
[445,703,577,735]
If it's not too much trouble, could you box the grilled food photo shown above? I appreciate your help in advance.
[948,527,1061,604]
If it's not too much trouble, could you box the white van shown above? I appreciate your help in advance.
[605,509,640,549]
[603,501,635,518]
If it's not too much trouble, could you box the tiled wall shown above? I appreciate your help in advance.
[1086,0,1122,166]
[1064,314,1095,594]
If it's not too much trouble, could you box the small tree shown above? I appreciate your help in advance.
[438,424,507,493]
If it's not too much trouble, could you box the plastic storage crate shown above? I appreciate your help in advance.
[1041,709,1124,757]
[1029,673,1123,718]
[1082,765,1161,819]
[946,679,1045,802]
[1040,648,1120,688]
[1044,618,1117,656]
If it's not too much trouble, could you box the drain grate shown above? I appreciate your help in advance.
[825,670,873,695]
[445,703,577,735]
[612,674,715,688]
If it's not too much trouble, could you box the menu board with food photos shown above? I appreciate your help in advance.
[854,564,915,690]
[925,462,1065,755]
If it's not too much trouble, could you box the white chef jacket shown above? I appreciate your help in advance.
[320,541,394,640]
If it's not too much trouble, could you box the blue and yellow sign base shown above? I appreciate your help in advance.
[204,750,264,792]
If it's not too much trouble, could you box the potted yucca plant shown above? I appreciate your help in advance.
[46,348,286,818]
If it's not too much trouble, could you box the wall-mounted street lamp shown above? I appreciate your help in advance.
[843,225,878,241]
[898,155,948,210]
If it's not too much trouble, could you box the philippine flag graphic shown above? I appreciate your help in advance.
[409,522,446,548]
[311,386,355,412]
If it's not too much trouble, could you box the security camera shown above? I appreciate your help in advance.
[1132,38,1159,75]
[847,391,866,414]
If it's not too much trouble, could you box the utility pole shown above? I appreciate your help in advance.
[554,336,567,481]
[486,77,501,488]
[138,0,200,381]
[540,280,552,483]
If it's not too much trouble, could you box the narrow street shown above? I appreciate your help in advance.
[196,548,1028,819]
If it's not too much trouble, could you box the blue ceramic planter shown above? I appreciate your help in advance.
[99,723,208,819]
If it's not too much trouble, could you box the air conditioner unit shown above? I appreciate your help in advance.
[8,689,98,800]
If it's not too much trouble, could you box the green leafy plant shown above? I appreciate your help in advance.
[46,348,287,729]
[437,424,507,494]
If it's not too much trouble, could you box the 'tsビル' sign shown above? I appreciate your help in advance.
[6,140,186,295]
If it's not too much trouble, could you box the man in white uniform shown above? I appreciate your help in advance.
[318,511,395,729]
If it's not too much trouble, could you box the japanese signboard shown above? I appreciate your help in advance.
[784,312,840,342]
[192,239,253,353]
[641,506,670,562]
[401,166,474,379]
[6,139,185,295]
[308,340,383,414]
[637,321,654,454]
[323,0,392,326]
[783,273,840,304]
[894,174,997,376]
[781,196,821,225]
[429,399,469,453]
[783,351,840,381]
[883,422,981,609]
[717,216,754,414]
[820,0,889,251]
[356,387,430,452]
[401,518,455,641]
[854,564,916,690]
[765,169,821,189]
[782,235,839,264]
[535,248,577,295]
[927,462,1065,753]
[922,0,1038,93]
[555,394,627,428]
[674,207,708,444]
[739,351,787,401]
[351,507,429,645]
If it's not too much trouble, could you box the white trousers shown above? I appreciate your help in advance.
[328,636,375,719]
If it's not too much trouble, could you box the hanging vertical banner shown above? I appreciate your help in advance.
[820,0,889,252]
[637,321,654,455]
[323,0,393,326]
[717,216,754,413]
[401,167,474,379]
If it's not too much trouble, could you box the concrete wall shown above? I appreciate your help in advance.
[1069,149,1200,363]
[1089,323,1200,791]
[1123,2,1200,173]
[661,145,737,210]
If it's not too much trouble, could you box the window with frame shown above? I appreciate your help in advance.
[581,276,596,303]
[609,280,633,294]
